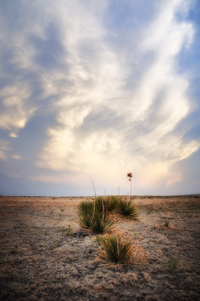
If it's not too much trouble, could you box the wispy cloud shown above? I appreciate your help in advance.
[0,139,10,161]
[0,0,199,195]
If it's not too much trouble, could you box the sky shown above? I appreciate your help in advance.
[0,0,200,197]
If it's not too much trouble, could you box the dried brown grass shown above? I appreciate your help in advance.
[0,195,200,301]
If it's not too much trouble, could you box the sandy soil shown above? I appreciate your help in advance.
[0,195,200,301]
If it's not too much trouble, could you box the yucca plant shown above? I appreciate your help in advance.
[99,234,135,264]
[95,196,120,214]
[77,199,116,234]
[105,195,121,213]
[77,200,94,229]
[91,211,116,234]
[118,198,138,219]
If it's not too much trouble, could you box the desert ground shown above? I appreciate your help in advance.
[0,195,200,301]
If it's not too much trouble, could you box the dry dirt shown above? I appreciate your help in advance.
[0,195,200,301]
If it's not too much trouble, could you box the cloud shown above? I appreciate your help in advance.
[168,147,200,194]
[10,133,18,138]
[11,155,22,160]
[0,139,10,161]
[0,85,36,134]
[0,0,199,195]
[38,0,196,184]
[166,174,183,187]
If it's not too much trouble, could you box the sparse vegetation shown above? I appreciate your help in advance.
[117,198,138,219]
[164,219,169,227]
[1,195,200,301]
[67,225,73,236]
[77,200,94,229]
[94,195,138,219]
[77,195,138,233]
[77,199,117,234]
[99,234,135,264]
[50,239,61,250]
[163,257,180,269]
[95,195,120,213]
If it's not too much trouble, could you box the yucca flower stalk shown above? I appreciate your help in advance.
[127,172,133,199]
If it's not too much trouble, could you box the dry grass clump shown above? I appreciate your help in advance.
[77,199,116,234]
[77,196,138,234]
[95,195,120,213]
[77,193,140,264]
[162,257,180,269]
[98,233,147,265]
[94,195,138,219]
[117,198,138,220]
[99,234,135,264]
[1,196,199,300]
[77,200,94,229]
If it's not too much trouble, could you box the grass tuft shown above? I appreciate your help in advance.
[163,257,179,269]
[117,198,138,219]
[95,195,120,213]
[164,219,169,227]
[77,200,94,229]
[99,234,135,264]
[67,225,73,236]
[77,195,138,234]
[77,199,117,234]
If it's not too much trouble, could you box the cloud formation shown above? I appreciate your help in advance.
[0,0,199,196]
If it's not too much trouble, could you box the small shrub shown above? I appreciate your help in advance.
[147,207,153,215]
[77,200,94,229]
[67,225,73,236]
[95,196,120,213]
[91,210,116,234]
[99,234,135,264]
[163,257,179,269]
[118,198,138,219]
[77,199,116,234]
[50,240,61,250]
[164,220,169,227]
